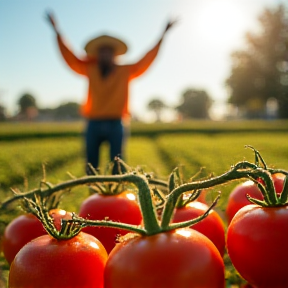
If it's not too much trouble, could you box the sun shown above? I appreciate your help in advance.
[174,0,252,48]
[196,1,248,46]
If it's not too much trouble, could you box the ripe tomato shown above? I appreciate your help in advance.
[227,204,288,287]
[104,228,225,288]
[258,172,285,196]
[49,208,73,231]
[225,180,262,224]
[2,209,72,264]
[2,213,46,264]
[172,201,226,256]
[79,191,142,253]
[225,173,285,223]
[9,231,108,288]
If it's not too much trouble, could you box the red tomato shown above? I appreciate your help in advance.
[49,208,73,231]
[104,228,225,288]
[79,191,142,253]
[9,232,108,288]
[2,213,46,264]
[258,172,285,196]
[226,180,262,224]
[273,173,285,193]
[2,209,72,264]
[227,204,288,287]
[225,174,285,223]
[172,201,226,256]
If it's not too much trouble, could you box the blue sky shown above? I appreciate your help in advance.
[0,0,286,121]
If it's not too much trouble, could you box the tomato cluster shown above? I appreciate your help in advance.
[1,151,288,288]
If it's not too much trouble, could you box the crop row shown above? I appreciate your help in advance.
[0,138,84,193]
[1,120,288,140]
[2,133,288,213]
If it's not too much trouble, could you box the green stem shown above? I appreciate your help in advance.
[148,178,168,189]
[164,193,220,231]
[72,215,146,235]
[246,195,269,207]
[280,175,288,203]
[161,161,258,229]
[1,173,160,235]
[254,169,278,205]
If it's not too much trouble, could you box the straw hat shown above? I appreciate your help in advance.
[84,35,128,56]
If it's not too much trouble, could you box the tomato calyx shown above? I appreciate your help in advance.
[24,194,80,240]
[86,157,136,196]
[87,157,168,197]
[168,167,208,209]
[243,146,288,207]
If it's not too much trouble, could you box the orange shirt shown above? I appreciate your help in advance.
[56,34,163,120]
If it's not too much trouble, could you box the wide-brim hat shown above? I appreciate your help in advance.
[84,35,128,56]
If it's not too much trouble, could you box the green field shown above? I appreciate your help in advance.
[1,120,288,287]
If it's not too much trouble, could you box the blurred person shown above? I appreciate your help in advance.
[46,12,175,171]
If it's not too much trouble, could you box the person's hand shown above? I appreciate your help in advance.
[45,10,58,33]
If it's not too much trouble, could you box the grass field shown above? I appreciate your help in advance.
[1,120,288,287]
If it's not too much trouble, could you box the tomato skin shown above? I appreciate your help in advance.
[49,208,73,231]
[172,201,226,256]
[227,205,288,288]
[2,213,46,264]
[272,173,285,193]
[9,232,108,288]
[226,174,285,224]
[225,181,262,224]
[104,228,225,288]
[79,191,142,253]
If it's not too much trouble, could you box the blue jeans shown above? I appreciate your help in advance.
[85,119,124,170]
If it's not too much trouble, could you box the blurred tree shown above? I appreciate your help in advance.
[54,102,81,120]
[18,93,37,113]
[147,98,167,122]
[17,93,38,120]
[176,89,212,119]
[0,105,6,121]
[38,102,81,121]
[226,5,288,118]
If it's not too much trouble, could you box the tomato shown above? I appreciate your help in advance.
[79,191,142,253]
[172,201,226,256]
[225,173,285,223]
[227,204,288,288]
[9,231,108,288]
[225,180,262,224]
[2,213,46,264]
[2,209,72,264]
[49,208,73,231]
[104,228,225,288]
[258,172,285,196]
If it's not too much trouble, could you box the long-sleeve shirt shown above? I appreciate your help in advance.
[56,34,163,120]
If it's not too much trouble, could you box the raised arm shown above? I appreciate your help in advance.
[45,11,89,76]
[129,20,177,79]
